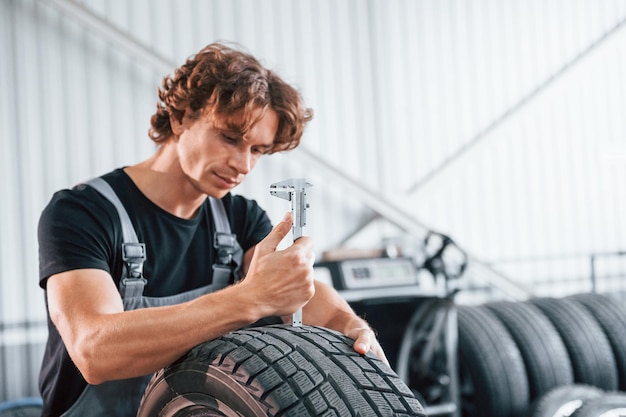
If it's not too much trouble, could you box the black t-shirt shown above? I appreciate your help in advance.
[37,168,272,417]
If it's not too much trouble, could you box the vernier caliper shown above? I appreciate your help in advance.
[269,178,312,327]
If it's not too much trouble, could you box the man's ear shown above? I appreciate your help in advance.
[170,113,185,136]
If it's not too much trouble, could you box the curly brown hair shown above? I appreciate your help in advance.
[148,42,313,153]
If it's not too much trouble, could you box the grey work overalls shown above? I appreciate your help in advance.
[61,178,244,417]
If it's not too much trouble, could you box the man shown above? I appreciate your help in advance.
[37,42,387,417]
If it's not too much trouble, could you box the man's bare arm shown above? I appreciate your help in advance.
[47,213,314,384]
[47,268,261,384]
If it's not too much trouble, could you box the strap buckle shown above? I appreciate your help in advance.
[122,242,146,278]
[214,232,235,266]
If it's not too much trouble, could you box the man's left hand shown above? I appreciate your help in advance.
[346,327,390,367]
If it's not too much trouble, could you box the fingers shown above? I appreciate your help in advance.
[255,212,293,255]
[352,328,373,355]
[241,211,316,318]
[291,234,315,257]
[351,328,390,367]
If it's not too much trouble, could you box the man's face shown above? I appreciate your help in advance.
[173,108,278,198]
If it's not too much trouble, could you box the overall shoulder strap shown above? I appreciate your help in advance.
[84,180,241,301]
[87,178,139,243]
[208,197,239,284]
[85,178,147,298]
[209,197,236,263]
[208,197,230,234]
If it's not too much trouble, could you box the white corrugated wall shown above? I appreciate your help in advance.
[1,0,625,401]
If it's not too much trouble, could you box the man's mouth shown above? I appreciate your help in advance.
[215,172,239,188]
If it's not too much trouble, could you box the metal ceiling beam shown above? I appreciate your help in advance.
[405,14,626,195]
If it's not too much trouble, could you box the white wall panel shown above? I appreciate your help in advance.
[2,0,626,401]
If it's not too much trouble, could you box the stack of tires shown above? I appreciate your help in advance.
[458,292,626,417]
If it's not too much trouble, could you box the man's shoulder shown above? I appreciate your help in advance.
[40,169,125,225]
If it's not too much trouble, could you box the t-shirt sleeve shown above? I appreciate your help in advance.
[38,186,119,289]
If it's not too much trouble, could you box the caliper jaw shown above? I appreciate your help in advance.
[269,178,312,240]
[269,178,313,327]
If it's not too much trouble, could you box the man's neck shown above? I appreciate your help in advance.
[124,148,207,220]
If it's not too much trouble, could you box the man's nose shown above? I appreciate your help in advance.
[230,149,252,174]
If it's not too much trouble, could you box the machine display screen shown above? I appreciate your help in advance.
[340,257,418,289]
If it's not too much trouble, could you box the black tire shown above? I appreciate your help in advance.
[485,301,574,400]
[457,305,529,417]
[568,292,626,391]
[529,297,619,391]
[570,393,626,417]
[0,398,43,417]
[527,384,604,417]
[137,324,426,416]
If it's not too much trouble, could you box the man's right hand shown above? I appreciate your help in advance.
[241,212,316,318]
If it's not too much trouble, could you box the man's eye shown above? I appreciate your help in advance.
[253,146,272,155]
[222,134,238,145]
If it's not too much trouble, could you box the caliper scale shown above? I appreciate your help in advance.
[269,178,312,327]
